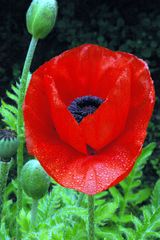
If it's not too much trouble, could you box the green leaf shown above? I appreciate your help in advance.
[0,72,31,130]
[128,188,151,205]
[6,91,18,102]
[96,227,123,240]
[152,179,160,208]
[136,143,156,167]
[95,200,119,223]
[118,143,156,215]
[1,100,18,115]
[17,209,31,233]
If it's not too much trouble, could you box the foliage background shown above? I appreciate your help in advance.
[0,0,160,179]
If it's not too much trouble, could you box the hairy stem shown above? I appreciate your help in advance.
[88,195,95,240]
[0,160,13,222]
[31,199,39,226]
[16,37,38,239]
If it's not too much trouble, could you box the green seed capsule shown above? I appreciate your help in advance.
[0,130,18,160]
[26,0,58,39]
[21,159,50,199]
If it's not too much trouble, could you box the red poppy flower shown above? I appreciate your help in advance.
[23,44,155,195]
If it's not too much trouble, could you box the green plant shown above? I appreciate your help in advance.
[0,2,159,239]
[0,143,159,239]
[0,74,31,131]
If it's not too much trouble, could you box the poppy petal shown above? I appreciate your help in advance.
[80,65,131,150]
[24,69,87,154]
[42,44,127,103]
[43,74,87,154]
[23,103,133,195]
[74,53,155,194]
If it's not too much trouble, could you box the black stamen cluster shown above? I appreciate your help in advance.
[68,95,104,123]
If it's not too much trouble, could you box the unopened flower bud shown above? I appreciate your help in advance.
[26,0,58,39]
[0,130,18,161]
[21,159,50,199]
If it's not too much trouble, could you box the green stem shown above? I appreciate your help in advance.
[16,37,38,239]
[0,160,13,222]
[31,199,38,226]
[88,195,95,240]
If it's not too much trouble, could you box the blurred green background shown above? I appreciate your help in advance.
[0,0,159,179]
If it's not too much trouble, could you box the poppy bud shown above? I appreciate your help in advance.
[0,130,18,161]
[26,0,58,39]
[21,159,50,200]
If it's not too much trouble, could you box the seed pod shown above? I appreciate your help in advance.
[26,0,58,39]
[0,130,18,161]
[21,159,50,199]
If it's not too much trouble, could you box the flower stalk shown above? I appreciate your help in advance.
[16,36,38,239]
[88,195,95,240]
[31,199,39,226]
[0,159,13,222]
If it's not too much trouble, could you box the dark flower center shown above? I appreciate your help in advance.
[0,130,17,141]
[68,95,104,123]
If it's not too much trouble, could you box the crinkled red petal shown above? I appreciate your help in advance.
[43,74,87,154]
[23,97,135,195]
[42,44,123,103]
[80,65,131,150]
